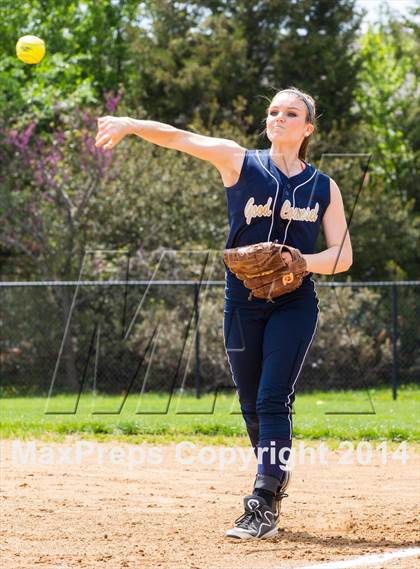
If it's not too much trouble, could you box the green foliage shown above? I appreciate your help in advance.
[0,0,140,125]
[0,52,96,127]
[351,22,419,279]
[355,25,415,187]
[126,0,364,133]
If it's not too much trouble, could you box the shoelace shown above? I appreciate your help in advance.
[235,508,262,528]
[274,491,288,517]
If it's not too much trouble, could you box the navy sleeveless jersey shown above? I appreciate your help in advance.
[224,149,331,301]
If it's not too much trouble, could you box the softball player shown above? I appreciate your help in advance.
[96,87,353,540]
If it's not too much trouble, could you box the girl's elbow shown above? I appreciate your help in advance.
[342,254,353,272]
[334,254,352,274]
[347,249,353,269]
[340,244,353,272]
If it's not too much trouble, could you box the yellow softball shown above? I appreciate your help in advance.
[16,35,46,64]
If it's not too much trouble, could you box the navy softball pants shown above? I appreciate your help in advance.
[224,289,319,480]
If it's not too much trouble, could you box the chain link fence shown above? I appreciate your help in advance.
[0,280,418,399]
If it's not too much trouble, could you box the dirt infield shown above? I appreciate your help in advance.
[1,439,419,569]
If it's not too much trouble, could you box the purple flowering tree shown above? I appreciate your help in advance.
[1,94,121,275]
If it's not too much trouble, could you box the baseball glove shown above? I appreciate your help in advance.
[224,241,308,301]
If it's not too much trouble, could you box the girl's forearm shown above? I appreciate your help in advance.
[303,246,352,275]
[96,115,241,165]
[124,118,180,148]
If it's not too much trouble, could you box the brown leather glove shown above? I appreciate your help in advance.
[224,241,308,301]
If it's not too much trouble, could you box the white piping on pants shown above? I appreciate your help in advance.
[285,298,320,438]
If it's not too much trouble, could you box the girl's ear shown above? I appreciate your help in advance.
[305,124,315,137]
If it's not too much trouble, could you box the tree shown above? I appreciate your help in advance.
[0,0,139,126]
[126,0,364,135]
[350,22,419,279]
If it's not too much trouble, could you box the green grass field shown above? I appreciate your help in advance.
[1,386,419,442]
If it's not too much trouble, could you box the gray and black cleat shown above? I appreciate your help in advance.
[225,495,278,539]
[225,471,291,540]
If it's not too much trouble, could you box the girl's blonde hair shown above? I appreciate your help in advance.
[270,87,317,160]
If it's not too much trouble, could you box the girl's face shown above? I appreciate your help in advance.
[266,93,314,146]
